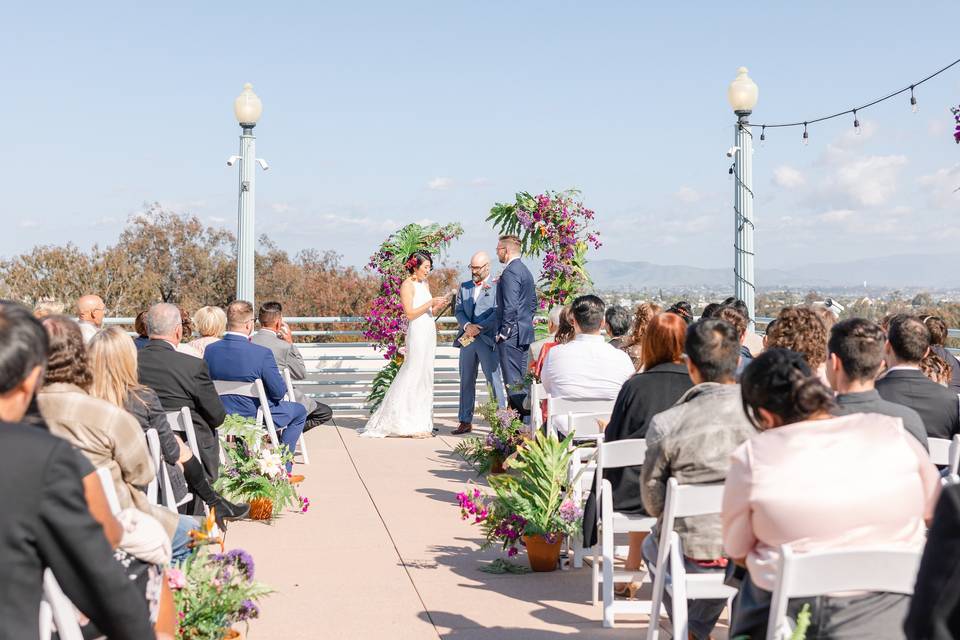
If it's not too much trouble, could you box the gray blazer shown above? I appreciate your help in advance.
[250,329,316,413]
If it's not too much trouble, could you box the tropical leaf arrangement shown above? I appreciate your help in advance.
[487,189,601,308]
[454,397,525,475]
[214,428,300,517]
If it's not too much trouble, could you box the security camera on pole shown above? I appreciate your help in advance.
[727,67,759,330]
[230,83,269,307]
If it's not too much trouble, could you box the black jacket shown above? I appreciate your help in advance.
[905,482,960,639]
[876,369,960,440]
[137,339,226,479]
[834,389,929,451]
[0,423,154,639]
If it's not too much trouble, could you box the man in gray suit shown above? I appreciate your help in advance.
[252,302,333,430]
[452,251,507,434]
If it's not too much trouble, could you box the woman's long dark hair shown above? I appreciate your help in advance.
[740,348,835,429]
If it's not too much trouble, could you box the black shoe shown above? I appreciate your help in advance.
[212,499,250,530]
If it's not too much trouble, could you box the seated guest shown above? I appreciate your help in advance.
[0,303,156,639]
[666,300,693,325]
[252,301,332,431]
[761,317,776,351]
[37,316,199,563]
[133,310,150,349]
[89,327,249,529]
[722,298,763,357]
[716,305,752,376]
[640,318,757,638]
[189,305,227,357]
[604,304,631,350]
[623,302,662,370]
[581,312,693,579]
[138,303,227,481]
[33,298,65,318]
[923,314,960,393]
[904,481,960,639]
[175,306,202,357]
[75,294,105,343]
[876,313,960,439]
[921,352,952,387]
[827,318,927,449]
[529,304,563,370]
[723,348,939,639]
[765,305,828,380]
[700,302,721,319]
[205,300,307,474]
[540,294,634,402]
[530,306,574,379]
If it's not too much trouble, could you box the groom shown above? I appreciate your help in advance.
[452,251,507,434]
[494,235,537,412]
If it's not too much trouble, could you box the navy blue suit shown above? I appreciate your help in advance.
[454,279,507,422]
[203,333,306,470]
[495,259,538,394]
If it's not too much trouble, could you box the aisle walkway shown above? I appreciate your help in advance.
[224,418,730,639]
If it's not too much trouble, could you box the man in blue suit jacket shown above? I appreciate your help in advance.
[452,251,507,434]
[204,301,306,473]
[495,235,538,411]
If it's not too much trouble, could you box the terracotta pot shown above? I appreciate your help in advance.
[522,534,564,572]
[222,629,242,639]
[248,497,273,520]
[490,458,506,474]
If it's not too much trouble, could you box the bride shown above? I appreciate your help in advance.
[360,250,450,438]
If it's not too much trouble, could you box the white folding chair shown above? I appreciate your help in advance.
[213,379,281,448]
[647,478,737,640]
[546,396,615,441]
[282,368,310,464]
[165,406,201,460]
[568,444,598,569]
[96,467,121,516]
[927,435,960,479]
[765,545,922,640]
[39,569,83,640]
[529,382,546,436]
[594,438,659,628]
[145,429,191,511]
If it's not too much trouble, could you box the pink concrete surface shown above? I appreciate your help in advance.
[222,417,730,639]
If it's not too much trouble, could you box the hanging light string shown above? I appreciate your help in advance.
[751,56,960,139]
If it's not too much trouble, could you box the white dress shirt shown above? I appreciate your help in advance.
[541,333,635,400]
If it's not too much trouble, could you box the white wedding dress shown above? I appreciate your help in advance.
[360,280,436,437]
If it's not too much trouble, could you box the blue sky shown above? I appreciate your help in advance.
[3,1,958,275]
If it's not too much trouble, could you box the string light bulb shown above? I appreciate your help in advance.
[802,123,809,146]
[729,164,735,180]
[760,126,766,146]
[910,85,918,113]
[853,110,861,136]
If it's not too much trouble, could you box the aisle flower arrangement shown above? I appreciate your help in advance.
[487,189,601,308]
[363,222,463,410]
[454,399,525,475]
[454,431,584,571]
[215,416,304,520]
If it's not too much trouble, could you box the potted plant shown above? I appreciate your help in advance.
[456,431,584,572]
[215,420,305,520]
[454,400,525,474]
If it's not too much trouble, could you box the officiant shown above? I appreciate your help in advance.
[451,251,507,434]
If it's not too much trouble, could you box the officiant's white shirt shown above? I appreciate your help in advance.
[541,334,634,400]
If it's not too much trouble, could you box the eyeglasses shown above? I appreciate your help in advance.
[469,263,489,271]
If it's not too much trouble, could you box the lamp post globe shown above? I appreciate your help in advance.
[727,67,759,116]
[233,83,262,306]
[728,67,757,329]
[234,83,263,127]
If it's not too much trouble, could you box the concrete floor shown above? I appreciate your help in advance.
[224,417,731,639]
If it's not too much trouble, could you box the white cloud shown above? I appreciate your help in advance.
[833,154,907,206]
[674,186,701,203]
[90,216,119,227]
[427,177,454,191]
[469,177,492,187]
[18,219,40,229]
[773,166,805,189]
[817,209,854,223]
[271,203,294,214]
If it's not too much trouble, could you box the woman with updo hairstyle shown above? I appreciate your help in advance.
[722,348,940,639]
[922,314,960,392]
[359,250,450,438]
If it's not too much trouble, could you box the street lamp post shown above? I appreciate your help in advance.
[727,67,759,329]
[231,83,264,306]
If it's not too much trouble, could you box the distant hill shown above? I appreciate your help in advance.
[590,254,959,290]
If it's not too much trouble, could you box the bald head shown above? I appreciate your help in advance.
[76,295,105,327]
[469,251,491,283]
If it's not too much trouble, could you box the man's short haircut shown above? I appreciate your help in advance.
[701,302,721,319]
[548,305,564,328]
[258,301,283,327]
[827,318,886,381]
[716,306,747,338]
[685,318,741,383]
[922,316,949,346]
[145,303,182,337]
[226,300,255,330]
[498,235,521,249]
[887,314,930,364]
[0,303,49,393]
[604,305,631,338]
[571,295,605,333]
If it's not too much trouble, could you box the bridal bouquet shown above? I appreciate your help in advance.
[454,400,525,475]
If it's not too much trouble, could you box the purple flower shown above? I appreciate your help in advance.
[236,599,260,621]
